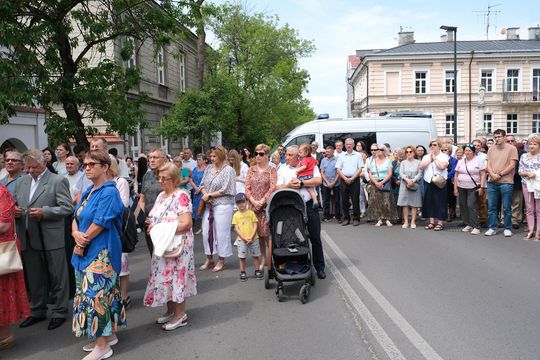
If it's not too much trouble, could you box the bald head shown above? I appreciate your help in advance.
[65,156,80,175]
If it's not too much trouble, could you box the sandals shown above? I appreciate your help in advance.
[0,336,15,351]
[433,224,444,231]
[524,232,534,241]
[199,260,214,270]
[425,223,435,230]
[212,261,225,272]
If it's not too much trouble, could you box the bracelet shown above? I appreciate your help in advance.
[75,244,85,249]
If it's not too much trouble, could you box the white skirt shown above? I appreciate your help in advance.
[202,203,234,257]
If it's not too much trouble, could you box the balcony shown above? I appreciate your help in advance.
[502,91,540,104]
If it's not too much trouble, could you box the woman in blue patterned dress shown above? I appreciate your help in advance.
[189,154,207,234]
[71,150,125,360]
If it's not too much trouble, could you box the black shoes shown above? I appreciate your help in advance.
[47,318,66,330]
[316,270,326,279]
[19,316,46,328]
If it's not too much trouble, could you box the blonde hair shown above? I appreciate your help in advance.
[429,138,442,148]
[299,143,311,156]
[254,143,270,154]
[108,154,119,177]
[228,149,242,175]
[157,162,180,186]
[528,133,540,145]
[212,145,227,163]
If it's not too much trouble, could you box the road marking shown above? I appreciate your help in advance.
[325,254,406,360]
[322,230,445,360]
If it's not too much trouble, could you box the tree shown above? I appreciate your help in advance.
[160,3,315,150]
[0,0,194,148]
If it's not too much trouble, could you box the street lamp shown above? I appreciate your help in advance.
[440,25,458,144]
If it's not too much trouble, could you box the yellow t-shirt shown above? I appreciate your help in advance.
[232,209,258,241]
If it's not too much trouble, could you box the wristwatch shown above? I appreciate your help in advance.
[208,194,212,199]
[300,180,304,188]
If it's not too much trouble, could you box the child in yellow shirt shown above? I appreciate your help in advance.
[232,193,262,281]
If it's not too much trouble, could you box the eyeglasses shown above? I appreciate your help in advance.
[157,176,172,182]
[506,140,515,143]
[82,162,101,169]
[406,150,414,153]
[370,148,377,151]
[5,159,21,163]
[429,144,438,147]
[255,152,266,157]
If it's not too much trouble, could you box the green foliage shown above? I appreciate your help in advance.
[0,0,189,146]
[159,2,315,150]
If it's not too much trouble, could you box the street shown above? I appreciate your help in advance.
[5,220,540,360]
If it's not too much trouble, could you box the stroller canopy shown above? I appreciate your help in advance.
[266,189,307,222]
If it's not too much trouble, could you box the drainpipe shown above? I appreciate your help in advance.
[347,77,355,117]
[468,50,475,143]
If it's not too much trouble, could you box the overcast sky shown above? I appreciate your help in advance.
[208,0,540,118]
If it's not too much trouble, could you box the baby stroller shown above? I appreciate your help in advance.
[264,189,316,303]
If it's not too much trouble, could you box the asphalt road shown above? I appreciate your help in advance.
[5,218,540,360]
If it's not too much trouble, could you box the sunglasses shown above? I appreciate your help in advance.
[83,162,101,169]
[429,144,438,147]
[441,149,449,152]
[406,150,414,153]
[5,159,21,163]
[255,151,266,157]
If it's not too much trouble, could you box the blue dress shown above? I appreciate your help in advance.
[192,167,206,220]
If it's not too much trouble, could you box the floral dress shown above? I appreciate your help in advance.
[144,190,196,307]
[245,166,277,237]
[0,184,30,326]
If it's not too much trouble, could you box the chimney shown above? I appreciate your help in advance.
[440,34,448,42]
[445,30,455,42]
[506,27,520,40]
[529,27,540,40]
[398,31,415,46]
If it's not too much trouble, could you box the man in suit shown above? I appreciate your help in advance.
[14,149,74,330]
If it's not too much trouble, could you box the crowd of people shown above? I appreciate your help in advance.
[1,129,538,359]
[318,131,538,240]
[0,139,326,360]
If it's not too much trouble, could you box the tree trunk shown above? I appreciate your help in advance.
[194,0,205,89]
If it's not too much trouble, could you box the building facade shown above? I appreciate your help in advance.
[349,27,540,143]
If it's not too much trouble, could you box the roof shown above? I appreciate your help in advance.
[69,133,125,145]
[364,40,540,57]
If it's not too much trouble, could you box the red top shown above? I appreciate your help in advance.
[298,156,318,177]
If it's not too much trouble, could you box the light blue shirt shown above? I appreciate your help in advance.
[320,156,340,187]
[335,150,363,177]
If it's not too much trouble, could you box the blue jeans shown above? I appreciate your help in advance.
[487,182,513,230]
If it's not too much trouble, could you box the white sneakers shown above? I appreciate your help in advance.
[385,220,393,227]
[484,228,513,237]
[462,226,472,232]
[484,229,497,236]
[375,220,383,227]
[470,228,481,235]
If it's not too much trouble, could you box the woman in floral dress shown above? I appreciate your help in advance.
[144,162,196,331]
[0,183,30,351]
[245,144,277,270]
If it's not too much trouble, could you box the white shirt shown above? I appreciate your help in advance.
[476,151,487,167]
[277,164,321,202]
[236,162,249,194]
[118,158,130,178]
[29,169,47,202]
[183,158,197,172]
[66,171,84,199]
[422,153,450,182]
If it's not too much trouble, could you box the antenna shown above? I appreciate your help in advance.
[474,3,502,39]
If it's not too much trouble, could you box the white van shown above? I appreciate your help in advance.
[278,115,438,152]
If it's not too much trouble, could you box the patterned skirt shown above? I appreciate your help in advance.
[0,269,30,326]
[72,249,126,339]
[366,184,399,221]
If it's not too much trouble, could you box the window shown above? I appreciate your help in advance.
[415,71,427,94]
[506,113,518,134]
[533,69,540,101]
[286,134,316,148]
[445,71,456,93]
[533,113,540,133]
[445,115,455,135]
[506,69,519,92]
[483,114,492,134]
[156,47,165,85]
[130,126,141,158]
[322,132,376,150]
[385,71,400,95]
[179,53,186,92]
[480,70,493,92]
[123,37,136,68]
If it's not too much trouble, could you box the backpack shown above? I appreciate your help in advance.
[116,206,139,253]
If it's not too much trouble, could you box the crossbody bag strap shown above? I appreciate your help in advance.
[464,158,479,188]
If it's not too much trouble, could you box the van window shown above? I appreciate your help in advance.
[285,134,315,147]
[323,132,376,150]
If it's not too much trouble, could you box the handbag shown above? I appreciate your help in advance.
[431,163,447,189]
[150,195,185,258]
[197,198,206,217]
[373,160,391,192]
[0,239,23,276]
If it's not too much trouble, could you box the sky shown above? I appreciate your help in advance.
[208,0,540,118]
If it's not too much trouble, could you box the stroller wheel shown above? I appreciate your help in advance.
[277,287,284,302]
[264,267,271,289]
[299,284,310,304]
[310,268,316,287]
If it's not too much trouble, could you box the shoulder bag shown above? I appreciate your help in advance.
[374,161,392,192]
[150,193,185,258]
[198,165,225,216]
[431,162,447,189]
[0,217,23,275]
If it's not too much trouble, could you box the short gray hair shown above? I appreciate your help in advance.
[286,145,299,155]
[23,149,45,165]
[4,150,22,161]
